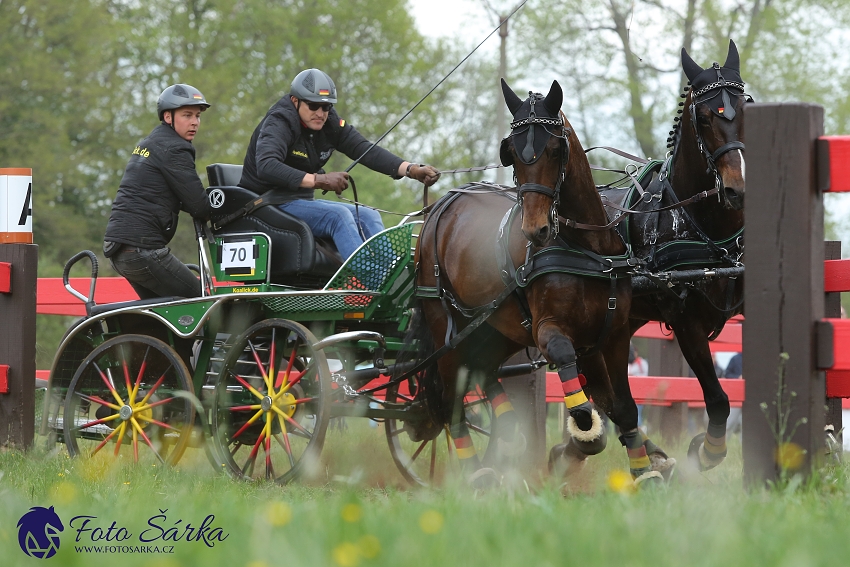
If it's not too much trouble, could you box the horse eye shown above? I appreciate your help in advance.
[697,115,711,126]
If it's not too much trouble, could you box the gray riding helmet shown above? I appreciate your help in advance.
[289,69,338,103]
[157,84,211,121]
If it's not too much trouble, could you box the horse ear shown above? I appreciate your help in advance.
[723,39,740,71]
[501,78,523,115]
[681,47,703,82]
[542,80,563,115]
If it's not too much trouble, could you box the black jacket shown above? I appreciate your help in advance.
[105,124,211,248]
[239,98,404,200]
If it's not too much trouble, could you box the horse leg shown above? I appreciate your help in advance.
[538,328,603,443]
[674,323,730,471]
[483,379,527,460]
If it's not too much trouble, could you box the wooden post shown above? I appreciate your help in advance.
[501,350,547,471]
[645,336,689,443]
[743,103,825,487]
[0,244,38,449]
[824,241,842,448]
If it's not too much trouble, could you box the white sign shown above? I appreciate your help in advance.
[220,241,255,272]
[0,169,32,239]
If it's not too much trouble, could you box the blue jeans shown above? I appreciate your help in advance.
[279,199,384,260]
[109,246,201,300]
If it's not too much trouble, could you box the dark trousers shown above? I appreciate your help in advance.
[109,246,200,300]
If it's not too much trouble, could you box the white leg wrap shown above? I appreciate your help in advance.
[698,443,725,469]
[566,408,604,443]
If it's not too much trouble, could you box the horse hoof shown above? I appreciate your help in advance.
[548,442,587,478]
[498,432,527,458]
[687,433,725,472]
[633,470,664,489]
[569,421,607,455]
[566,409,604,444]
[468,467,501,490]
[649,452,677,482]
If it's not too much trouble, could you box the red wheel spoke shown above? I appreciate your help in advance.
[292,397,315,404]
[264,434,273,480]
[277,370,306,397]
[232,372,265,399]
[248,340,272,390]
[134,397,179,413]
[271,406,312,438]
[75,392,120,411]
[274,427,297,468]
[274,414,296,466]
[410,440,428,462]
[228,405,262,412]
[276,336,299,389]
[114,422,126,456]
[120,346,133,399]
[134,414,180,432]
[230,409,264,442]
[90,425,121,457]
[131,346,150,403]
[138,373,167,406]
[241,429,265,476]
[430,439,438,481]
[75,414,120,432]
[130,418,165,464]
[93,362,125,406]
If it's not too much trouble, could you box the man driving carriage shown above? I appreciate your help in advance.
[103,83,212,299]
[238,68,441,260]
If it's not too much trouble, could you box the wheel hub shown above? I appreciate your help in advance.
[275,392,297,418]
[119,405,133,421]
[261,396,273,412]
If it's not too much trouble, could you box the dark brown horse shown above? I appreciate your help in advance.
[605,40,747,471]
[406,79,667,486]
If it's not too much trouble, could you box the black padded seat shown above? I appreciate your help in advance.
[206,163,342,287]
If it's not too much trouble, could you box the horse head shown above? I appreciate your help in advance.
[500,78,571,247]
[678,40,749,210]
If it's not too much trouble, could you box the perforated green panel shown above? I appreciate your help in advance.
[324,223,415,293]
[260,291,376,314]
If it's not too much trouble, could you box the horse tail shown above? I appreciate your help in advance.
[393,305,445,438]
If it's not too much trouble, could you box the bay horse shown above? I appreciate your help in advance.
[603,40,748,471]
[405,79,668,486]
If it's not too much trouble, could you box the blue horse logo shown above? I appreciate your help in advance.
[17,506,64,559]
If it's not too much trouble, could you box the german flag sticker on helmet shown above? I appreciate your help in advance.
[319,89,330,96]
[193,94,204,100]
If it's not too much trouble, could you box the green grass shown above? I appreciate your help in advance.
[2,427,850,567]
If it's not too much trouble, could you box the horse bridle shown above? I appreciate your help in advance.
[686,63,752,208]
[503,94,573,237]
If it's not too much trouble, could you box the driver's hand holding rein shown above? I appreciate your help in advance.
[238,68,440,260]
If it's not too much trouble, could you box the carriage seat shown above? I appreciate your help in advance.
[206,163,342,287]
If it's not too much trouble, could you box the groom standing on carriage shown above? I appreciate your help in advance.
[238,68,441,261]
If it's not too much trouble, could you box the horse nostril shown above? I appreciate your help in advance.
[537,225,550,244]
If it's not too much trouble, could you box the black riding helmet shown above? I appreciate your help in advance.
[157,84,211,121]
[289,69,338,103]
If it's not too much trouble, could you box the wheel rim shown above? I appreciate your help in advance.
[63,335,194,465]
[385,381,493,486]
[211,319,330,483]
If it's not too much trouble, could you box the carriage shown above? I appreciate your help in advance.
[38,162,531,486]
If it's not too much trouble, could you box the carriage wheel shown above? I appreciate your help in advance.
[210,319,330,484]
[385,381,495,486]
[63,334,195,465]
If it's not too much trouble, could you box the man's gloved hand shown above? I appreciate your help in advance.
[314,172,350,194]
[408,164,441,187]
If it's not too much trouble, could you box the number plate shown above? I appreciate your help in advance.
[221,241,255,272]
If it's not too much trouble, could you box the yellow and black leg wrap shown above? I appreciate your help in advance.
[559,362,593,432]
[450,422,481,472]
[620,429,652,478]
[688,422,727,471]
[486,382,526,458]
